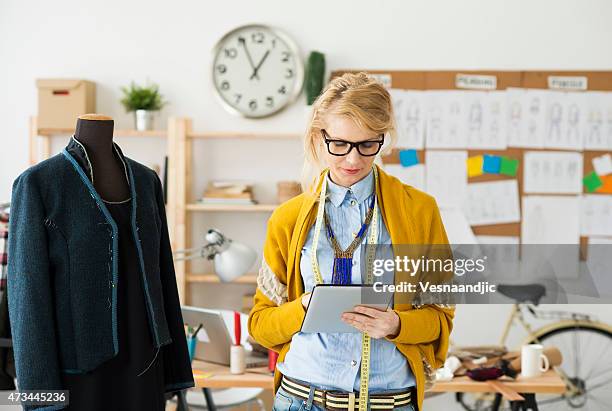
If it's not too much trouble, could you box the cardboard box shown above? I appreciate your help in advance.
[36,79,96,129]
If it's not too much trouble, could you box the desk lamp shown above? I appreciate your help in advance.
[174,229,256,282]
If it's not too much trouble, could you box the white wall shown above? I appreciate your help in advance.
[2,1,612,409]
[3,0,612,199]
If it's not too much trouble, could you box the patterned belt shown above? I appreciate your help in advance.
[280,376,413,410]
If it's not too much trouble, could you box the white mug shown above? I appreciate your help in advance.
[230,344,246,374]
[521,344,550,378]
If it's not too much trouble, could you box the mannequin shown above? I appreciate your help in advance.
[7,113,194,411]
[73,114,129,202]
[63,113,166,410]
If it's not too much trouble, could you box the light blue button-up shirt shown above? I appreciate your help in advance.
[276,169,415,393]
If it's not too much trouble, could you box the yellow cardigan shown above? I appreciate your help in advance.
[248,164,454,410]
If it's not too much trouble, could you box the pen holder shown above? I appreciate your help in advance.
[187,336,197,363]
[230,344,246,374]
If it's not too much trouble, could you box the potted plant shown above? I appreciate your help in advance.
[120,81,167,130]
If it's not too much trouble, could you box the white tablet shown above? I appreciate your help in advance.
[300,285,394,333]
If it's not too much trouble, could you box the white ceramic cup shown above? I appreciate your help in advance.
[230,345,246,374]
[521,344,550,378]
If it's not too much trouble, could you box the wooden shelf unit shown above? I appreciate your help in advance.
[28,115,299,301]
[167,117,301,303]
[188,131,300,140]
[28,115,167,164]
[186,203,278,212]
[186,273,258,284]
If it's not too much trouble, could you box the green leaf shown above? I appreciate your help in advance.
[119,81,167,112]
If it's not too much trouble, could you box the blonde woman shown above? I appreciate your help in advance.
[248,72,454,411]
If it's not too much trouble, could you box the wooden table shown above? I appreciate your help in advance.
[189,361,274,411]
[430,369,566,411]
[192,360,275,389]
[190,362,565,411]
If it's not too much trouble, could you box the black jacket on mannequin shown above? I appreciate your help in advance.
[7,137,194,410]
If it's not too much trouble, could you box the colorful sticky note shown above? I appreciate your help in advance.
[399,149,419,167]
[583,172,603,193]
[592,154,612,176]
[466,155,484,177]
[482,154,502,174]
[500,157,519,177]
[596,175,612,194]
[193,370,214,379]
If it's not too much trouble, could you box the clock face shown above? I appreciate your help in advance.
[212,25,304,118]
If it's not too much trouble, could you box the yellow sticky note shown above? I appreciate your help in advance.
[467,155,484,177]
[597,175,612,194]
[194,370,214,379]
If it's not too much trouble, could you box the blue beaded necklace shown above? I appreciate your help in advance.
[323,194,376,285]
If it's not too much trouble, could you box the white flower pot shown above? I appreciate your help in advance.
[135,109,155,131]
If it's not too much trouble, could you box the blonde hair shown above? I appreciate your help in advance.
[301,72,397,193]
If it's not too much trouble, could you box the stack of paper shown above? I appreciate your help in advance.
[199,181,256,205]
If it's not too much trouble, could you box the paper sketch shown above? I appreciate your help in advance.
[584,91,612,150]
[463,180,521,226]
[425,150,468,208]
[506,88,547,148]
[544,91,585,150]
[523,151,583,194]
[383,163,426,191]
[522,196,580,244]
[389,89,425,149]
[425,91,468,148]
[580,195,612,237]
[467,91,507,149]
[440,208,477,244]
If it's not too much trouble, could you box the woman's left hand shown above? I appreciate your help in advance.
[341,306,400,339]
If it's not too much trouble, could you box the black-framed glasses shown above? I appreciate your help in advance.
[321,129,385,157]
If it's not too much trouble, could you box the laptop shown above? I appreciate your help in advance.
[181,305,269,368]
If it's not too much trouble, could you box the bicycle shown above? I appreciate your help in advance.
[455,283,612,411]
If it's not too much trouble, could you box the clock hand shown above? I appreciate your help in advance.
[238,37,259,80]
[250,49,270,80]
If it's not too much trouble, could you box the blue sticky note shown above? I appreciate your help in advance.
[399,149,419,167]
[482,154,501,174]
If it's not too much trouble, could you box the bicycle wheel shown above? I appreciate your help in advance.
[528,323,612,411]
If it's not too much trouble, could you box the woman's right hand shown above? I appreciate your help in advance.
[301,292,312,309]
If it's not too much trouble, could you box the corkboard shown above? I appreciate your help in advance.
[333,70,612,244]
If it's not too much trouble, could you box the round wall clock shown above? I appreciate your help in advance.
[212,24,304,118]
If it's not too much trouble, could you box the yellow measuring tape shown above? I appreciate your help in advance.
[310,166,379,411]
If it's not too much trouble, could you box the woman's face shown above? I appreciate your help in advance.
[321,114,381,187]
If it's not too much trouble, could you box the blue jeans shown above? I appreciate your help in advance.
[272,386,416,411]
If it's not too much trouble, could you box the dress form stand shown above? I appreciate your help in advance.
[64,114,167,411]
[74,114,129,201]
